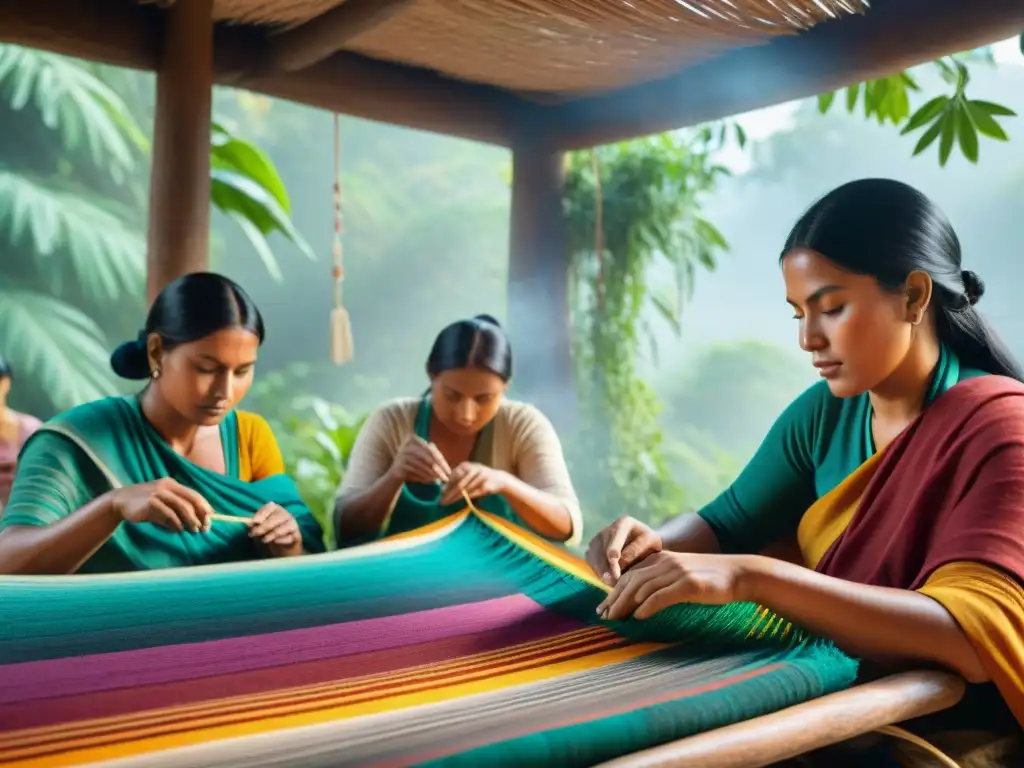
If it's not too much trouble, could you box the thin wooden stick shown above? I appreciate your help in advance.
[209,512,251,526]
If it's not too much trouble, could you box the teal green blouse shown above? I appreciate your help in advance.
[698,347,986,554]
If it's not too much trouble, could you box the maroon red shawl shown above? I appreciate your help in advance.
[816,376,1024,589]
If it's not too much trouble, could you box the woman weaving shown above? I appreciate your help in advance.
[335,315,583,547]
[0,272,324,575]
[588,179,1024,758]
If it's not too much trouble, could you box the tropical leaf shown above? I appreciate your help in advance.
[211,123,291,212]
[0,169,144,299]
[0,289,117,409]
[211,166,316,264]
[0,45,146,178]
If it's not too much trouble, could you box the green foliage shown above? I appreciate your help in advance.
[210,120,316,281]
[817,51,1015,166]
[562,133,730,530]
[0,44,312,415]
[246,364,366,549]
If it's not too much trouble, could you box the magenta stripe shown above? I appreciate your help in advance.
[0,594,574,705]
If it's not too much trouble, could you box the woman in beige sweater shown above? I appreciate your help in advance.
[335,315,583,548]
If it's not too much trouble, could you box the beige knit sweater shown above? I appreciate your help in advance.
[337,397,583,546]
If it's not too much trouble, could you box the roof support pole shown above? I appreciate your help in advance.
[146,0,214,303]
[507,136,575,426]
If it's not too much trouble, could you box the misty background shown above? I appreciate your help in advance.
[3,38,1023,543]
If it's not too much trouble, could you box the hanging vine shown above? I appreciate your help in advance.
[562,131,731,528]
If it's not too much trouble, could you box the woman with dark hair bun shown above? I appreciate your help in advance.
[587,179,1024,761]
[335,314,582,547]
[0,356,42,507]
[0,272,323,575]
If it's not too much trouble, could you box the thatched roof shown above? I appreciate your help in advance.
[212,0,867,95]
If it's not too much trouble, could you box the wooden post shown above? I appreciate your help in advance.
[506,139,575,426]
[146,0,214,303]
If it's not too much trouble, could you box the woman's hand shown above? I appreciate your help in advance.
[439,462,507,505]
[250,503,304,558]
[596,551,756,621]
[390,436,452,485]
[586,515,663,585]
[110,478,214,533]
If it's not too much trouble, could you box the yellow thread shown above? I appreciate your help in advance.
[875,725,961,768]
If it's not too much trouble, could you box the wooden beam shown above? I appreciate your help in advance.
[267,0,416,73]
[506,133,576,426]
[550,0,1024,149]
[146,0,214,302]
[596,671,965,768]
[228,44,532,147]
[0,0,534,147]
[0,0,160,71]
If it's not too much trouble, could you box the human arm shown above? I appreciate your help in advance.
[333,403,451,542]
[598,551,987,682]
[498,405,580,543]
[586,384,829,580]
[0,432,214,575]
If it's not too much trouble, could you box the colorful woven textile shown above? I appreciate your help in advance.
[0,511,859,767]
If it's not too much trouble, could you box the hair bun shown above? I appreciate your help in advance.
[472,314,502,328]
[961,270,984,306]
[110,332,151,380]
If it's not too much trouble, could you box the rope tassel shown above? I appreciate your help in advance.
[330,112,354,365]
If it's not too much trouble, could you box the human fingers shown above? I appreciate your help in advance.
[603,517,635,583]
[619,529,661,572]
[250,505,288,538]
[440,465,478,505]
[596,571,641,621]
[156,489,202,532]
[148,495,185,532]
[169,481,215,531]
[261,518,299,545]
[634,583,686,620]
[424,442,452,480]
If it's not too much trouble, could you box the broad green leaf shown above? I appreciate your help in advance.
[817,91,835,114]
[901,96,948,134]
[210,167,315,261]
[0,45,145,175]
[955,107,979,163]
[210,130,291,213]
[966,101,1009,141]
[938,114,956,166]
[0,169,143,299]
[971,100,1017,118]
[734,123,747,149]
[845,83,859,112]
[0,289,118,409]
[912,119,944,156]
[227,211,284,283]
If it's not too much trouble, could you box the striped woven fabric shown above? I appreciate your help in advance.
[0,511,859,768]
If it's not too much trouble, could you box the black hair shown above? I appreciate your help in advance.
[426,314,512,382]
[782,178,1023,381]
[0,355,10,381]
[110,272,265,380]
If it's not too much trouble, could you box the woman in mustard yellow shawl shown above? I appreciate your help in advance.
[588,179,1024,765]
[0,273,324,574]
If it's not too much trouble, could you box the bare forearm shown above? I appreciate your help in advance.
[0,493,122,575]
[745,556,986,682]
[497,472,573,541]
[659,513,721,555]
[334,470,405,540]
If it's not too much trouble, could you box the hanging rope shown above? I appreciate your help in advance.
[330,112,354,365]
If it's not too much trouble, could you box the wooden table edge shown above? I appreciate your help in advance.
[595,670,967,768]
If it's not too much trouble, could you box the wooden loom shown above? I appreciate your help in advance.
[2,0,1023,763]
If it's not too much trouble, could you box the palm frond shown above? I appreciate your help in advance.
[0,45,146,178]
[0,289,118,410]
[0,169,144,300]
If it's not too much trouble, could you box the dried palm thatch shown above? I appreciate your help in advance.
[211,0,870,93]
